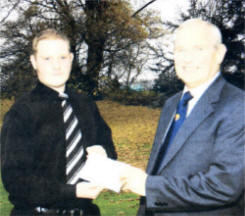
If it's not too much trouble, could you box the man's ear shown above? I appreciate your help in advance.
[70,53,74,61]
[216,43,227,64]
[30,55,37,70]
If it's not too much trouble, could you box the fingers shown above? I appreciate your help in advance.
[76,182,104,199]
[120,165,147,196]
[86,145,107,157]
[75,156,147,196]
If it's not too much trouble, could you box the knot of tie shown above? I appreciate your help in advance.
[180,91,193,106]
[59,93,69,101]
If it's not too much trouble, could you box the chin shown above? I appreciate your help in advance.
[50,78,68,85]
[44,81,65,89]
[177,74,189,83]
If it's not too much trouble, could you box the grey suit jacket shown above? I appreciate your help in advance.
[138,76,244,216]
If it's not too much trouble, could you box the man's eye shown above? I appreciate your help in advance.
[176,49,184,53]
[175,50,184,55]
[61,56,67,59]
[44,57,50,60]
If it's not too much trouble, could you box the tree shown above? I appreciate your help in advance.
[189,0,245,88]
[0,0,163,98]
[82,0,162,95]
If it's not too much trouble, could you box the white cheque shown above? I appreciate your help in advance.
[79,154,130,193]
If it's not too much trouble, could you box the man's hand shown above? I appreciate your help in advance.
[76,182,103,199]
[121,165,147,196]
[86,145,107,157]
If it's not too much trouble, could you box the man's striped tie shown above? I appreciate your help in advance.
[60,94,85,185]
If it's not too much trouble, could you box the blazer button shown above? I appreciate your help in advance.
[155,201,168,206]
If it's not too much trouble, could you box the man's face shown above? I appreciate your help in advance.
[174,23,224,88]
[30,38,73,93]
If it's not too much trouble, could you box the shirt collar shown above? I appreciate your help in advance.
[59,92,69,99]
[183,72,221,100]
[32,81,68,101]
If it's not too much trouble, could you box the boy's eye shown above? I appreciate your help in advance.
[61,56,67,59]
[44,57,50,60]
[196,47,205,51]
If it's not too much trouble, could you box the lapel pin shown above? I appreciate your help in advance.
[175,114,180,121]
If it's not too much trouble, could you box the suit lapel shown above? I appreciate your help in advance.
[156,76,225,173]
[147,93,181,173]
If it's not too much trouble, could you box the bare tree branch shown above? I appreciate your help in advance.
[0,0,21,24]
[132,0,159,17]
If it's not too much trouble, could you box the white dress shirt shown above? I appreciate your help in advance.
[183,72,221,117]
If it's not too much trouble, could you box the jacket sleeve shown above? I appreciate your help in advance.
[0,104,76,208]
[90,100,117,160]
[145,104,244,212]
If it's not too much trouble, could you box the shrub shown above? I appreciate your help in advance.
[103,89,167,108]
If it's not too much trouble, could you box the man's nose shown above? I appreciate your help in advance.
[182,52,193,63]
[184,57,192,63]
[52,59,60,69]
[175,51,193,62]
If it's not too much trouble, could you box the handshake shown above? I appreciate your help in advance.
[75,146,147,199]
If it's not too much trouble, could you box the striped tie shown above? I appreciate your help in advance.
[60,94,85,185]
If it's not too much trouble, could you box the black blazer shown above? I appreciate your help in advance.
[1,82,117,211]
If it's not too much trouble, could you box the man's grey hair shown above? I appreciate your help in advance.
[175,18,223,44]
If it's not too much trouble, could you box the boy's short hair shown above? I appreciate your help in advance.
[32,29,70,54]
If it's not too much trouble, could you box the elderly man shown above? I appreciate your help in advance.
[122,18,244,215]
[1,29,117,216]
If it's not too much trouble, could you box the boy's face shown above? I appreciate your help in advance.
[30,38,73,93]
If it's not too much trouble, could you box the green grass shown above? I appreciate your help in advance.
[94,191,139,216]
[0,178,13,216]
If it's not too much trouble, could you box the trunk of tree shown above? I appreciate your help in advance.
[86,39,105,94]
[84,0,108,95]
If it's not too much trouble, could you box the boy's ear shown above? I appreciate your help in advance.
[30,55,37,70]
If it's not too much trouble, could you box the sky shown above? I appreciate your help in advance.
[131,0,190,83]
[133,0,189,21]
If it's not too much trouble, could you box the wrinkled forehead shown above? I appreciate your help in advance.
[174,20,221,46]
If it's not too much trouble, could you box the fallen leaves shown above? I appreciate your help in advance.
[97,100,161,169]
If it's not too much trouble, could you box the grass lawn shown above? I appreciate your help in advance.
[0,177,13,216]
[0,99,161,215]
[95,191,140,216]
